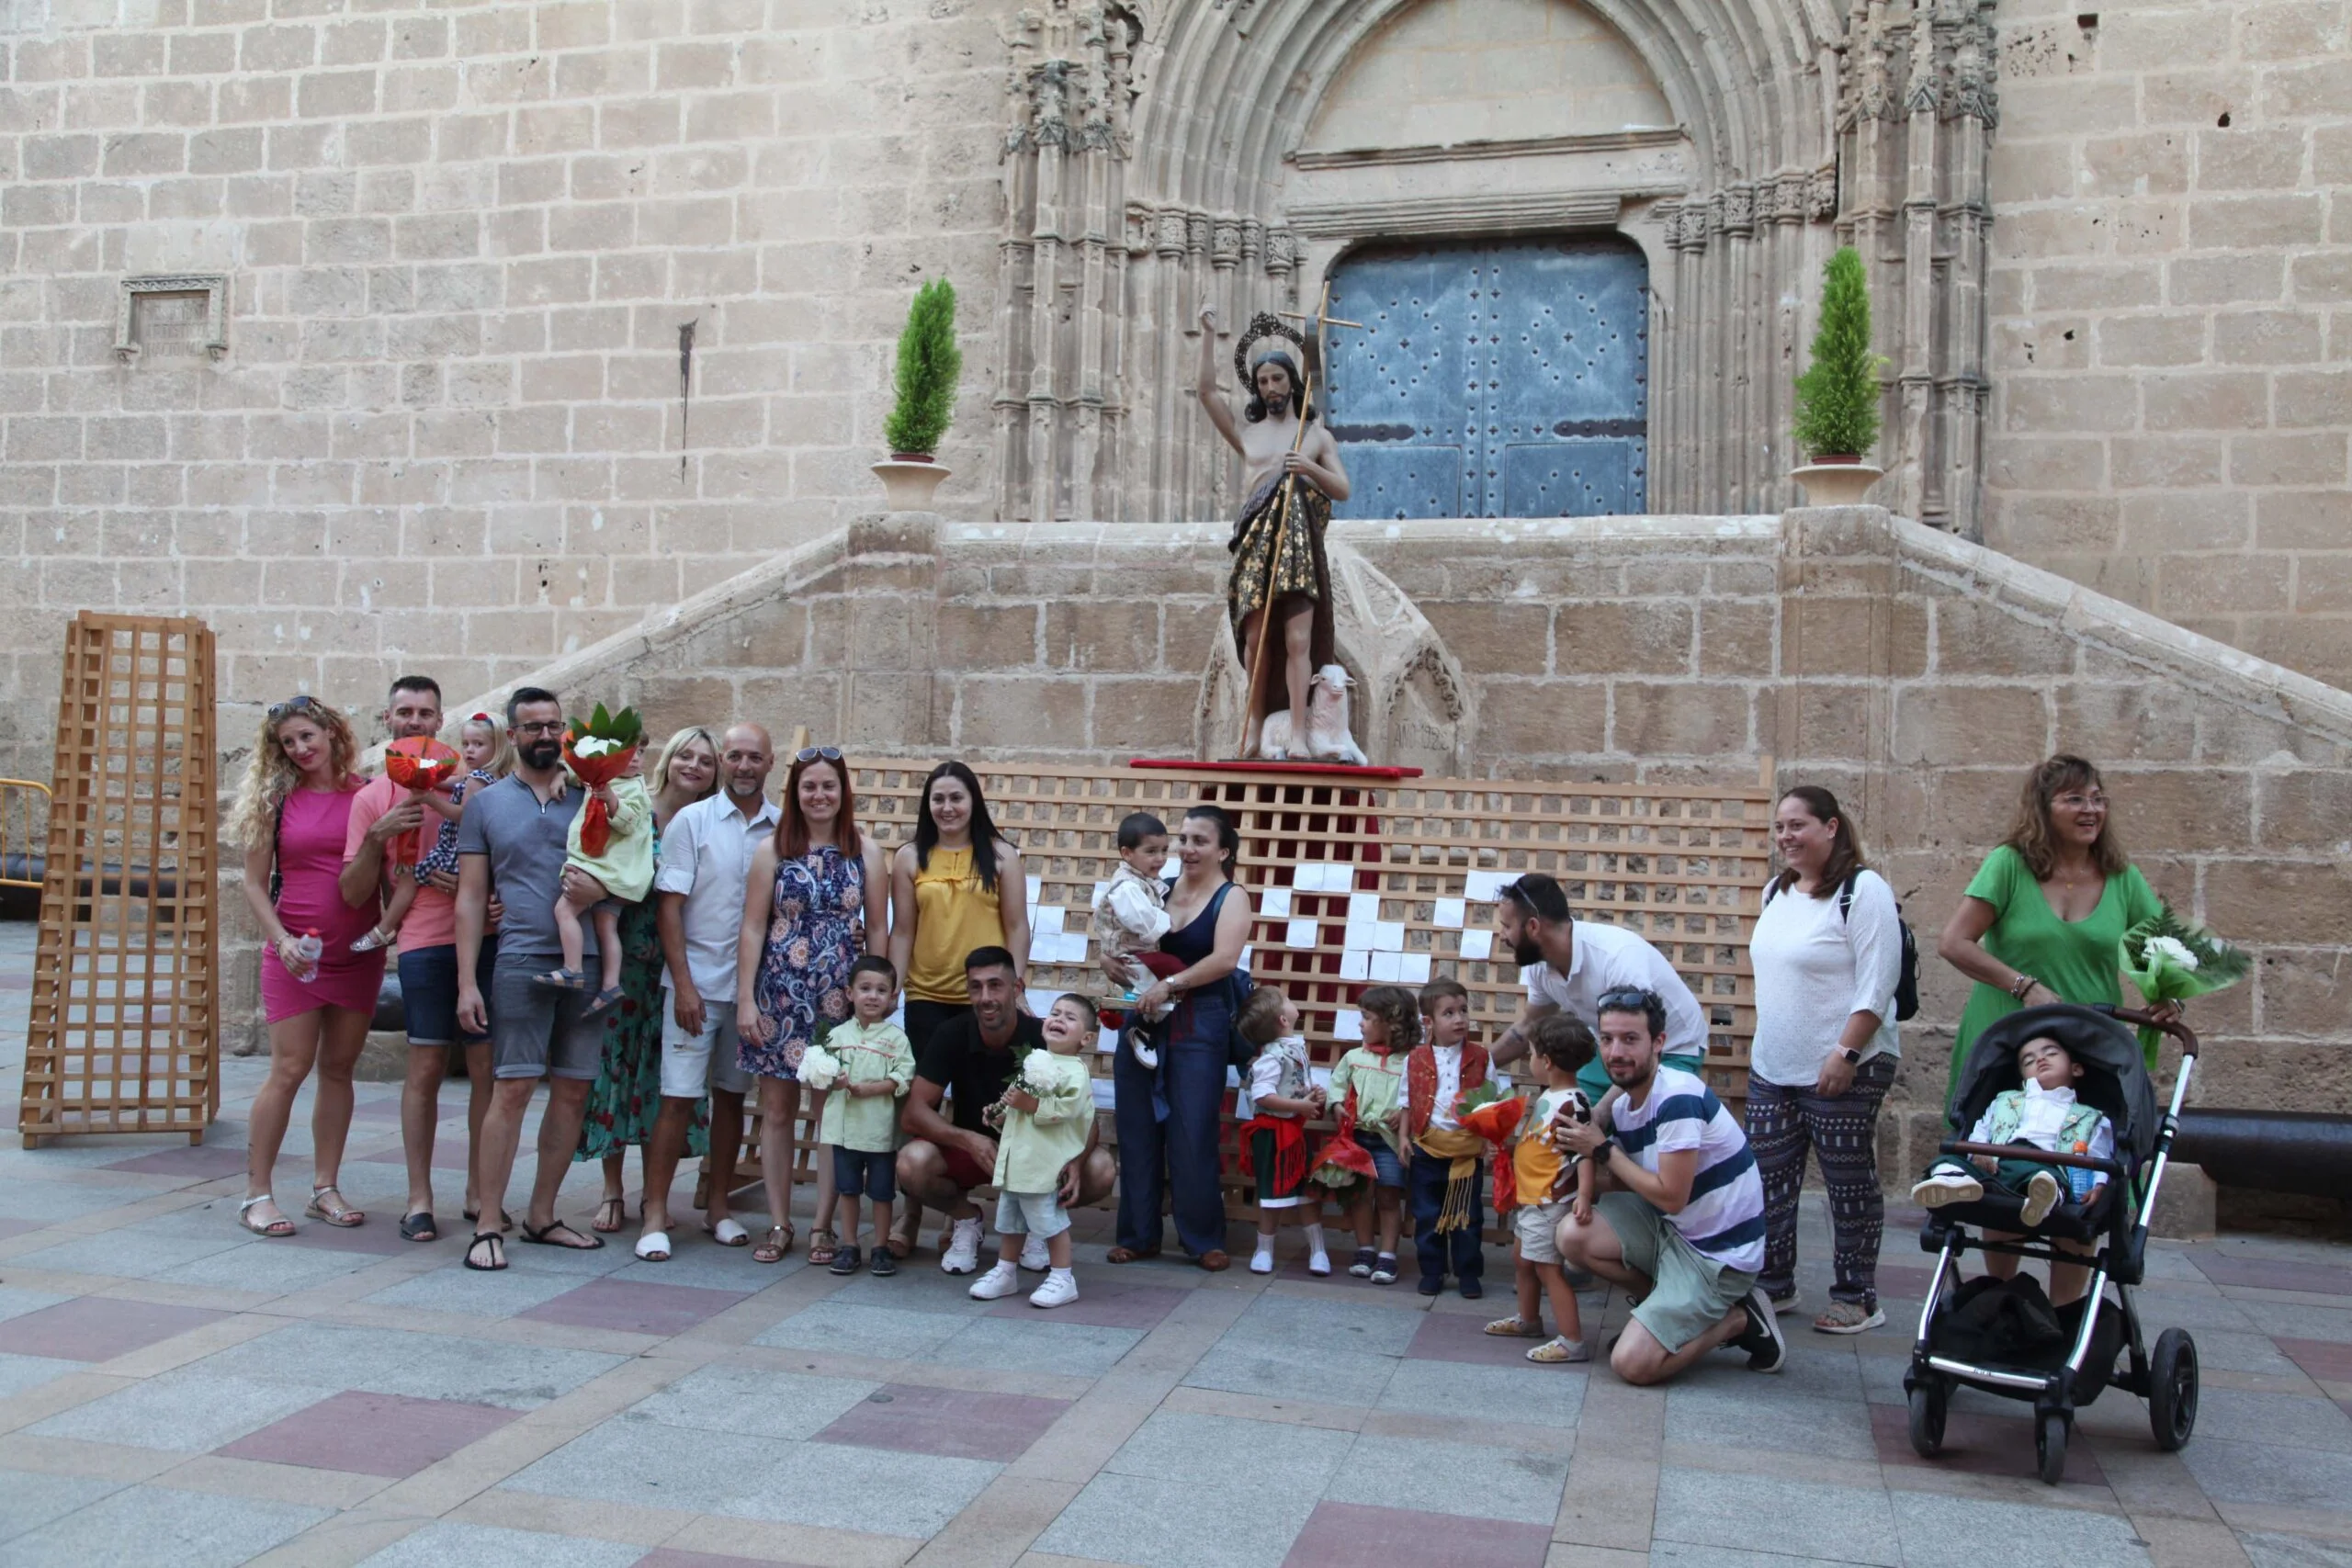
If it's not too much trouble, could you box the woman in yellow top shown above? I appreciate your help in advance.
[889,761,1032,1054]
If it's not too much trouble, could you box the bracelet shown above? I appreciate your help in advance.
[2009,973,2039,1001]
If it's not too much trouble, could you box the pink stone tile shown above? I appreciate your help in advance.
[350,1140,469,1172]
[518,1279,748,1337]
[1406,1309,1565,1369]
[1875,1264,1941,1299]
[2189,1249,2352,1297]
[2277,1337,2352,1383]
[811,1382,1069,1462]
[1868,1403,2107,1484]
[0,1296,229,1362]
[348,1097,410,1122]
[985,1280,1184,1331]
[282,1216,414,1256]
[1283,1502,1549,1568]
[101,1144,252,1178]
[215,1389,516,1476]
[638,1554,821,1568]
[0,1216,49,1242]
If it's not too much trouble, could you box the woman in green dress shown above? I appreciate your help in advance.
[576,727,721,1231]
[1936,754,2181,1098]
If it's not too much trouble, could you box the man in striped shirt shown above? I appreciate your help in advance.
[1557,987,1787,1384]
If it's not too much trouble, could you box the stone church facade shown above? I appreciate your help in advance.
[0,0,2346,776]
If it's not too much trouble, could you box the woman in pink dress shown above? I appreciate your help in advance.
[232,696,387,1236]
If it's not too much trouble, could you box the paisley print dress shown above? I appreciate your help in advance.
[745,843,865,1080]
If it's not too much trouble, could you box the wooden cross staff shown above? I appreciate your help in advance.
[1236,282,1364,757]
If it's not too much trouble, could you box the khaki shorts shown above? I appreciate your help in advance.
[1513,1198,1575,1266]
[1596,1190,1758,1354]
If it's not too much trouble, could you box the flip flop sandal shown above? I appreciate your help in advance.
[591,1197,627,1234]
[519,1220,605,1251]
[306,1185,364,1227]
[582,986,625,1019]
[806,1229,837,1266]
[464,1231,506,1271]
[753,1225,791,1264]
[1527,1337,1591,1364]
[238,1195,296,1238]
[530,967,588,991]
[1483,1315,1547,1337]
[399,1211,438,1244]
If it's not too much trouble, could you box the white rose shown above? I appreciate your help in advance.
[2143,935,2199,972]
[572,736,617,758]
[798,1043,841,1090]
[1020,1052,1060,1093]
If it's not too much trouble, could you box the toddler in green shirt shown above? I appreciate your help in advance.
[801,955,914,1278]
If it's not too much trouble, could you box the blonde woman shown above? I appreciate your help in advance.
[233,695,383,1237]
[574,726,722,1232]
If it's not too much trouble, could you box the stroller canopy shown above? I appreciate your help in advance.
[1948,1004,2159,1169]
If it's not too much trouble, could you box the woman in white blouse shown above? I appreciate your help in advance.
[1747,785,1904,1336]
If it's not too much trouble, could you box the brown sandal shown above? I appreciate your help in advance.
[753,1224,793,1264]
[591,1196,627,1234]
[1105,1246,1161,1266]
[805,1228,836,1266]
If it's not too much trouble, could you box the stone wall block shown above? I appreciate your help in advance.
[1551,601,1692,678]
[1476,678,1607,761]
[2202,860,2352,944]
[1890,685,2049,768]
[1933,600,2079,679]
[1610,682,1749,758]
[1414,600,1551,676]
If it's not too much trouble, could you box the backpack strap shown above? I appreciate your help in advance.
[1838,870,1860,921]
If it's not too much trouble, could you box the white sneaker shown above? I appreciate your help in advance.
[1307,1247,1331,1277]
[1126,1028,1159,1071]
[1250,1241,1275,1275]
[1911,1172,1984,1209]
[1029,1267,1079,1309]
[1019,1232,1051,1272]
[2020,1169,2063,1228]
[941,1217,984,1275]
[967,1261,1022,1301]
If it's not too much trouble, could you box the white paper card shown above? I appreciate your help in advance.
[1027,875,1044,903]
[1464,870,1507,901]
[1091,880,1110,905]
[1285,918,1319,949]
[1065,933,1095,964]
[1373,920,1407,952]
[1160,856,1182,879]
[1434,897,1466,930]
[1334,1010,1363,1041]
[1401,953,1432,985]
[1033,905,1065,935]
[1091,1078,1117,1109]
[1369,951,1402,982]
[1458,930,1493,961]
[1261,887,1293,918]
[1340,949,1371,980]
[1349,893,1381,921]
[1024,987,1060,1017]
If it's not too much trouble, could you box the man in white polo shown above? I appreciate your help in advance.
[1489,872,1710,1103]
[635,723,777,1262]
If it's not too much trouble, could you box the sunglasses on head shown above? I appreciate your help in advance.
[797,746,843,763]
[267,694,321,721]
[1596,987,1661,1014]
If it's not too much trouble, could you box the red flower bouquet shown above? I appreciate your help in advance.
[381,736,460,868]
[560,703,644,859]
[1309,1092,1378,1201]
[1455,1082,1525,1213]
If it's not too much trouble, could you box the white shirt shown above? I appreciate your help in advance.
[1524,919,1708,1060]
[1430,1043,1464,1131]
[652,790,781,998]
[1747,870,1902,1087]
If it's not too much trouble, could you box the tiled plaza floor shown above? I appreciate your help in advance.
[4,919,2351,1566]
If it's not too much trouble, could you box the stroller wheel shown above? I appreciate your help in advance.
[2149,1327,2199,1452]
[2036,1410,2070,1485]
[1907,1381,1948,1458]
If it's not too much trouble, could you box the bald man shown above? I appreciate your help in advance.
[637,724,778,1260]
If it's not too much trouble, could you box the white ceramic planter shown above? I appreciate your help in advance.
[1790,460,1884,507]
[873,458,951,513]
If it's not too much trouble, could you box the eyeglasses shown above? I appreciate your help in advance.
[513,720,566,737]
[2055,792,2108,809]
[796,746,843,763]
[266,694,320,721]
[1596,987,1661,1014]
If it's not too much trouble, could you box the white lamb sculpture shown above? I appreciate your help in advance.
[1259,663,1369,766]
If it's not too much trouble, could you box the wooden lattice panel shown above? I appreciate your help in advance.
[19,614,220,1146]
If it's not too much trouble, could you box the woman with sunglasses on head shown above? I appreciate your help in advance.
[575,727,722,1235]
[232,695,384,1237]
[1938,754,2177,1099]
[739,746,889,1264]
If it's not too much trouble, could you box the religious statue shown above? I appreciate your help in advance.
[1196,303,1354,761]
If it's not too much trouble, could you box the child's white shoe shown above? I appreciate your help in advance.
[1250,1239,1275,1275]
[1911,1172,1983,1209]
[350,926,394,953]
[968,1261,1023,1301]
[941,1217,985,1275]
[1028,1267,1079,1309]
[1126,1028,1159,1071]
[2019,1169,2063,1228]
[1304,1224,1330,1277]
[1018,1233,1051,1272]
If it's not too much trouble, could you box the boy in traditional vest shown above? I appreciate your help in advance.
[1234,984,1330,1277]
[1912,1034,2113,1229]
[1405,978,1492,1298]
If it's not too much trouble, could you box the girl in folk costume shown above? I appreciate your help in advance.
[1233,986,1331,1277]
[1404,979,1492,1299]
[1324,986,1416,1284]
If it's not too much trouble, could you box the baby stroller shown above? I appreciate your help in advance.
[1904,1002,2200,1484]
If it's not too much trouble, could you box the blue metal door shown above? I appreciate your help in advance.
[1325,236,1648,519]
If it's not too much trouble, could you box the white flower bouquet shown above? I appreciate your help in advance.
[797,1042,842,1091]
[2120,903,2249,1067]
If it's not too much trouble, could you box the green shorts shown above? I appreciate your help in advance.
[1597,1190,1758,1354]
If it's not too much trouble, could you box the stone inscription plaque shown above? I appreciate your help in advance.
[131,292,211,360]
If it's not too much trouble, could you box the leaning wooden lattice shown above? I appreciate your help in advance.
[19,615,220,1146]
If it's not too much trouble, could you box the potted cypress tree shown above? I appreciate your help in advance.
[872,276,961,513]
[1790,245,1887,506]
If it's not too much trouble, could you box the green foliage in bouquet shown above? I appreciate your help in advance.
[2120,902,2250,1067]
[566,702,645,750]
[884,277,962,456]
[1792,246,1887,460]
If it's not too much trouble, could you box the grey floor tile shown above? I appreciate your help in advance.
[933,1314,1145,1377]
[1035,1471,1315,1568]
[28,1362,338,1452]
[1889,1490,2153,1568]
[359,1262,591,1318]
[622,1364,879,1441]
[2240,1531,2352,1568]
[0,1471,126,1542]
[1666,1384,1882,1461]
[1182,1335,1399,1407]
[2182,1438,2352,1510]
[2233,1301,2352,1341]
[356,1520,647,1567]
[198,1319,624,1410]
[825,1269,995,1318]
[0,1350,84,1400]
[752,1300,968,1360]
[2187,1329,2306,1376]
[602,1248,778,1292]
[2121,1289,2256,1332]
[1327,1429,1569,1524]
[9,1229,250,1281]
[153,1239,379,1293]
[1102,1409,1357,1489]
[0,1286,74,1324]
[1376,1355,1587,1429]
[2,1483,328,1567]
[2193,1388,2352,1453]
[1221,1292,1423,1357]
[1652,1547,1885,1568]
[1653,1467,1899,1567]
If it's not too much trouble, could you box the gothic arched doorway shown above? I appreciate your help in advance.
[1323,233,1649,520]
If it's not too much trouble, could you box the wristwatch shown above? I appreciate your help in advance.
[1838,1047,1862,1064]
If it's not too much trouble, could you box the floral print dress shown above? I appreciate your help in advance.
[746,843,865,1079]
[577,827,709,1162]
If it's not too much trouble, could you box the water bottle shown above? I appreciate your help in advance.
[289,930,322,983]
[2065,1140,2098,1202]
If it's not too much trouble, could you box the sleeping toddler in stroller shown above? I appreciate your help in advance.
[1912,1034,2111,1235]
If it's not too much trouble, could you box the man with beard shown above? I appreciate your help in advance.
[454,687,605,1269]
[1488,873,1709,1106]
[1555,987,1782,1385]
[896,949,1116,1275]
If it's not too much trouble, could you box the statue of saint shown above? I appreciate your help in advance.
[1196,304,1352,760]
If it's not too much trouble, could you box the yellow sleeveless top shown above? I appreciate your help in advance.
[906,844,1007,1003]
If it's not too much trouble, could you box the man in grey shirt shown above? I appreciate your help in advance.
[454,686,605,1269]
